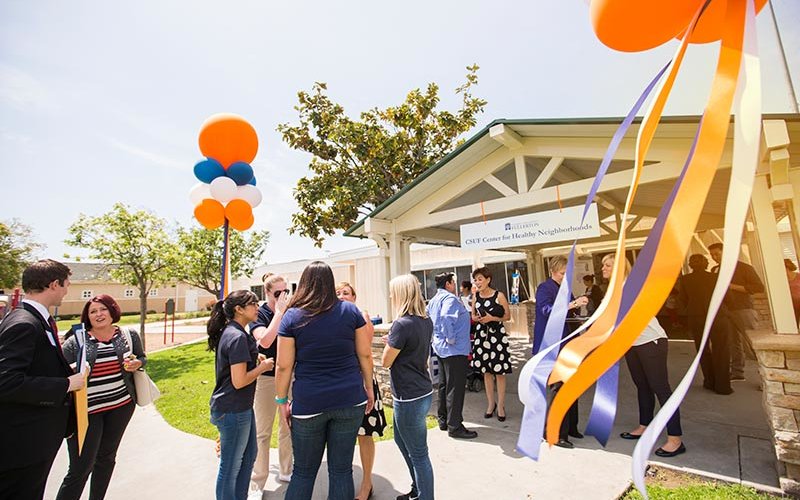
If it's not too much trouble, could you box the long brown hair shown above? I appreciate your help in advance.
[287,261,338,319]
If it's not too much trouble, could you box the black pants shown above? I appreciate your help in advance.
[437,355,468,430]
[547,382,579,440]
[56,401,136,500]
[0,454,59,500]
[688,314,731,394]
[624,339,682,436]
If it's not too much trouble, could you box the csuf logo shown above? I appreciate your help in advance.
[504,223,511,231]
[504,221,539,231]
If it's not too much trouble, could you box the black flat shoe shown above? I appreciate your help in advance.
[569,430,584,439]
[555,439,574,449]
[484,404,496,419]
[448,426,478,439]
[620,432,642,440]
[437,419,447,431]
[654,442,686,458]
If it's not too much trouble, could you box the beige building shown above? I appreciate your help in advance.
[56,262,216,318]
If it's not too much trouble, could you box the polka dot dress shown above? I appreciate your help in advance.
[472,290,512,374]
[358,377,387,437]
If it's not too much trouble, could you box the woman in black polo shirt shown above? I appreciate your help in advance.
[208,290,273,500]
[382,274,435,500]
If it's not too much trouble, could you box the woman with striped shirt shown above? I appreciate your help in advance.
[58,294,146,500]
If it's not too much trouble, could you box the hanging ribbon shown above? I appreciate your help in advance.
[516,62,669,459]
[632,1,759,497]
[547,0,746,455]
[220,220,231,300]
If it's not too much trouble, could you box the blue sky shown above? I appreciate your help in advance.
[1,0,798,265]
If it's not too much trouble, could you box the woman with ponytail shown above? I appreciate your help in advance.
[208,290,273,500]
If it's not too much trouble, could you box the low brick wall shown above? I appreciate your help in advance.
[751,329,800,496]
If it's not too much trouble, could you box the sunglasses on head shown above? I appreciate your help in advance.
[273,289,289,299]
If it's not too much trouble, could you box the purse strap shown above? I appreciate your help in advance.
[121,327,134,358]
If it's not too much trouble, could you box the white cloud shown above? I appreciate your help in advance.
[106,138,187,171]
[0,63,54,110]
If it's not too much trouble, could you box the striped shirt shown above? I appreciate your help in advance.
[88,338,132,414]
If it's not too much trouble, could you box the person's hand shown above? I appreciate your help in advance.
[215,436,221,458]
[122,356,143,372]
[275,292,290,314]
[278,401,292,430]
[258,356,274,374]
[478,315,493,324]
[571,296,589,309]
[471,314,482,322]
[67,368,87,392]
[365,385,375,415]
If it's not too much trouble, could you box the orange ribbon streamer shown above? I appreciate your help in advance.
[546,0,745,445]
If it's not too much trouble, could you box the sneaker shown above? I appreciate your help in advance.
[277,473,292,483]
[247,491,264,500]
[731,375,746,382]
[396,492,419,500]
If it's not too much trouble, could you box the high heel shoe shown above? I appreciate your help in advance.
[497,407,506,422]
[484,404,496,419]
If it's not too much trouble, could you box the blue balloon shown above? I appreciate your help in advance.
[226,161,255,186]
[193,158,225,183]
[247,176,257,186]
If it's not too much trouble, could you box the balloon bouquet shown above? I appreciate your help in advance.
[189,114,263,298]
[517,0,768,496]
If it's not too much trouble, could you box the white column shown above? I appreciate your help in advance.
[751,175,798,334]
[368,233,393,322]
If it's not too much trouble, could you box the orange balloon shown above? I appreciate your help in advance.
[590,0,703,52]
[198,113,258,169]
[194,199,225,229]
[225,199,254,231]
[679,0,767,44]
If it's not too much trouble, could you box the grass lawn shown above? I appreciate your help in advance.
[622,467,779,499]
[146,341,436,445]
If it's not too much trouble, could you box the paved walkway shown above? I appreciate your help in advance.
[43,339,780,499]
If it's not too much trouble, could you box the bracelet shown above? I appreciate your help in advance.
[275,396,289,404]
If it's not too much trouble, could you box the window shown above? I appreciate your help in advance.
[149,289,158,297]
[124,289,135,298]
[81,290,92,299]
[250,285,264,301]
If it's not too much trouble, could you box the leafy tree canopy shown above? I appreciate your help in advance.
[278,64,487,246]
[175,225,270,297]
[66,203,178,350]
[0,219,43,289]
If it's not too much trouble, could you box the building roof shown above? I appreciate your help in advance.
[65,262,117,282]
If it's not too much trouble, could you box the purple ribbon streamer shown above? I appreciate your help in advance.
[219,220,230,300]
[517,62,669,459]
[583,116,704,445]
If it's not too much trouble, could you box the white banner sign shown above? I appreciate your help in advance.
[460,204,601,250]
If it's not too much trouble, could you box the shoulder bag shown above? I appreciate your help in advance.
[122,328,161,406]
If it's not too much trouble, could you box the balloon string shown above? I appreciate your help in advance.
[556,185,563,212]
[481,201,487,224]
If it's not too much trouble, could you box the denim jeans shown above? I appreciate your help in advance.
[286,405,364,500]
[393,394,434,500]
[211,408,258,500]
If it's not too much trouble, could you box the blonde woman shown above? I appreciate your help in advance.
[382,275,434,500]
[603,254,685,457]
[336,282,386,500]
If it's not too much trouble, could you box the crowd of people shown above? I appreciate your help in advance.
[0,249,792,499]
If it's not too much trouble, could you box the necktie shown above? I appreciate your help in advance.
[47,316,64,354]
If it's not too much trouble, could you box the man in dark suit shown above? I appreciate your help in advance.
[708,243,764,382]
[676,254,733,395]
[0,259,86,500]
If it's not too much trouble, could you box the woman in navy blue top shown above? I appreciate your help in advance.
[208,290,273,500]
[275,261,374,500]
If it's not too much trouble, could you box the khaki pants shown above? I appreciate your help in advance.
[250,376,292,491]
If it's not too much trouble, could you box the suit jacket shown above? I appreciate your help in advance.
[676,270,718,317]
[0,303,74,471]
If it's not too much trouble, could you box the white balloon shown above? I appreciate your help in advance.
[210,177,237,204]
[189,183,211,206]
[237,185,262,208]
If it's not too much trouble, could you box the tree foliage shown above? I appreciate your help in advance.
[175,225,270,297]
[66,203,178,350]
[0,219,43,289]
[278,65,487,246]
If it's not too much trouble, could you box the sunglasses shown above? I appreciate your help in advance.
[273,289,289,299]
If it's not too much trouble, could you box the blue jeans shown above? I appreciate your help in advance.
[211,408,258,500]
[393,394,434,500]
[286,405,364,500]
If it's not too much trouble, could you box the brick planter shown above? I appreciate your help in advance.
[751,329,800,496]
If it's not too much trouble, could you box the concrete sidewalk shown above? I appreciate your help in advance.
[44,338,780,499]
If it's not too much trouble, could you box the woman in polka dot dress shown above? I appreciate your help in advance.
[336,282,387,500]
[470,267,512,422]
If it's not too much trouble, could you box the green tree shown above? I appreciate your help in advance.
[66,203,178,350]
[0,219,43,289]
[278,65,487,246]
[174,225,270,298]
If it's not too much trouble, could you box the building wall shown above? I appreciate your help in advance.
[58,282,216,317]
